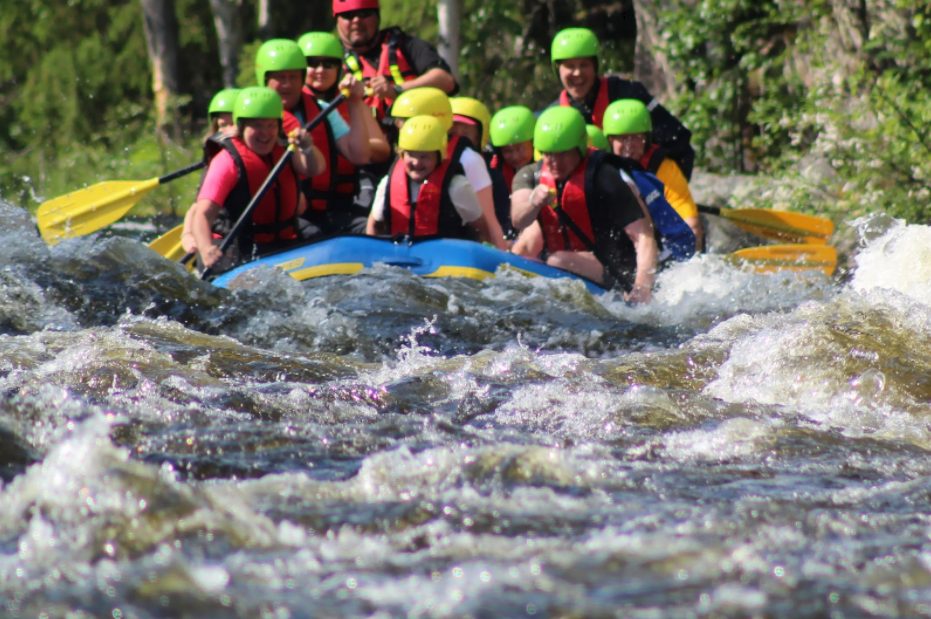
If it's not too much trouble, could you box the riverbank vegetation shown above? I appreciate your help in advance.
[1,0,927,223]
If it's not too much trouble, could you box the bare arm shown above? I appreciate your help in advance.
[187,198,224,268]
[180,206,197,253]
[366,215,386,236]
[363,107,392,163]
[366,177,388,235]
[511,185,554,230]
[474,186,507,250]
[510,221,544,259]
[335,75,372,165]
[623,217,658,304]
[685,216,704,252]
[370,67,457,98]
[402,67,457,94]
[290,129,326,178]
[468,214,499,246]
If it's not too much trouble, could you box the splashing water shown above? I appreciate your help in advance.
[1,196,930,617]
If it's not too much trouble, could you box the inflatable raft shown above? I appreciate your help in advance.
[210,235,607,294]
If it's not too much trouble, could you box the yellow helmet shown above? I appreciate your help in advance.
[398,115,448,160]
[390,87,453,131]
[450,96,491,149]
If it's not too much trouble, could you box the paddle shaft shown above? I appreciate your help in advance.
[697,204,723,217]
[197,94,346,279]
[160,161,206,184]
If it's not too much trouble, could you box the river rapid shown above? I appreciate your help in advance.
[0,201,929,618]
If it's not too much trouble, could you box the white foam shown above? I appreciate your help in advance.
[659,417,782,462]
[850,219,931,307]
[601,253,835,328]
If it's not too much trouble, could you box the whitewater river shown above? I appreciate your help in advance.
[1,201,929,618]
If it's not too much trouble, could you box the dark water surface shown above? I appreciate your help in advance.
[1,203,930,618]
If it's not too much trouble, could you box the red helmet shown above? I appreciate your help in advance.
[332,0,379,16]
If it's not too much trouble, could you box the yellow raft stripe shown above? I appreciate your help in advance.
[423,264,549,281]
[423,265,495,280]
[279,261,560,284]
[287,263,365,281]
[273,257,306,272]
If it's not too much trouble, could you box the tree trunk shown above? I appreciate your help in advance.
[209,0,243,88]
[630,0,677,102]
[437,0,461,78]
[257,0,271,39]
[140,0,182,141]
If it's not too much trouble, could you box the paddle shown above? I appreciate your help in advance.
[147,223,187,261]
[198,93,346,280]
[37,161,205,245]
[698,204,834,244]
[728,243,837,276]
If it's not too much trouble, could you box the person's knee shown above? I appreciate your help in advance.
[546,251,606,284]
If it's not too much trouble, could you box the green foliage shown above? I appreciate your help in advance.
[381,0,438,40]
[443,0,634,113]
[1,2,148,153]
[660,0,930,223]
[660,0,831,171]
[2,0,927,227]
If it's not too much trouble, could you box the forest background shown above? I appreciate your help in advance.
[0,0,928,226]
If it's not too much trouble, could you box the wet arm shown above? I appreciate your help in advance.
[189,198,223,268]
[623,217,658,303]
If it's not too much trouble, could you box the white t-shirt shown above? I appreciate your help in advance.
[371,174,483,224]
[459,146,492,192]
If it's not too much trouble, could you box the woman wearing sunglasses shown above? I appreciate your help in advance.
[294,32,390,235]
[254,38,374,238]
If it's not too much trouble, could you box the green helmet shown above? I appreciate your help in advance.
[297,31,344,60]
[603,99,652,136]
[551,27,600,65]
[255,39,306,85]
[586,124,609,151]
[489,105,536,148]
[208,88,240,116]
[233,87,284,124]
[534,106,587,155]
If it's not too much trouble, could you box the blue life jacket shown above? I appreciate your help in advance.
[627,170,695,261]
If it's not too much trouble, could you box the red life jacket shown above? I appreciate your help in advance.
[221,136,301,246]
[639,143,665,175]
[290,88,358,212]
[559,76,611,128]
[343,27,417,120]
[384,154,464,238]
[490,154,517,191]
[536,156,597,252]
[446,133,470,166]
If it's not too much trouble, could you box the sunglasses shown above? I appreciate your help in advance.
[338,8,378,20]
[307,58,341,70]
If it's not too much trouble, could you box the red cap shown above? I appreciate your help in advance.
[332,0,379,15]
[453,114,478,126]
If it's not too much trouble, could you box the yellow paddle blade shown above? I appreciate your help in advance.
[37,177,160,245]
[147,224,195,271]
[728,244,838,276]
[147,223,185,260]
[727,222,830,245]
[717,208,834,243]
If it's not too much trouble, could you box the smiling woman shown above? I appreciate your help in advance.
[183,86,324,272]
